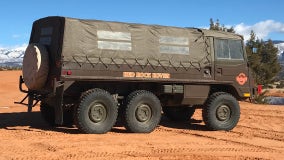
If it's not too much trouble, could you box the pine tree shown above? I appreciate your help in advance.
[215,19,220,30]
[209,18,235,33]
[246,31,261,82]
[260,40,281,84]
[209,18,215,30]
[227,27,235,33]
[246,31,281,85]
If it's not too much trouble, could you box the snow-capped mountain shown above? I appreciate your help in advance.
[274,42,284,63]
[0,45,26,67]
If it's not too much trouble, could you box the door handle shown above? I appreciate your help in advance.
[217,68,222,75]
[203,67,211,78]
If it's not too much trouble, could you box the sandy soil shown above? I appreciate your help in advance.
[0,71,283,160]
[265,89,284,98]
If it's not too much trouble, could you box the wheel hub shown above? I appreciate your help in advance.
[216,105,231,121]
[89,103,107,123]
[135,104,152,122]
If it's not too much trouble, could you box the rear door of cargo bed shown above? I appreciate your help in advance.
[30,17,65,82]
[30,17,65,56]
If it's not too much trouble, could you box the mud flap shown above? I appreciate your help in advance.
[54,84,64,125]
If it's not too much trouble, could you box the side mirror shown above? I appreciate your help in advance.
[252,48,258,53]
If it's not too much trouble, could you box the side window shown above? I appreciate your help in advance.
[215,39,229,59]
[215,39,244,60]
[229,40,244,60]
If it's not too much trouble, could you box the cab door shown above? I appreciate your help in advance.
[214,38,251,95]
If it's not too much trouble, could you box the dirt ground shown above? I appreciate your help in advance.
[0,71,283,160]
[265,88,284,98]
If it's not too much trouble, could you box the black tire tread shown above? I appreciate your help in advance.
[124,90,162,133]
[75,88,118,134]
[202,92,240,131]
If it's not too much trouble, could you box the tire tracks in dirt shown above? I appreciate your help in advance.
[156,127,280,153]
[248,113,284,119]
[236,125,284,142]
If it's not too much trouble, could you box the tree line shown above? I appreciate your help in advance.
[210,19,281,85]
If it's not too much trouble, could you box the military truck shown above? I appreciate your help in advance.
[18,16,255,134]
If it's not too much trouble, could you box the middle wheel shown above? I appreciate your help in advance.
[123,90,162,133]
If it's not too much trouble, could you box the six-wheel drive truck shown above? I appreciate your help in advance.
[18,16,255,134]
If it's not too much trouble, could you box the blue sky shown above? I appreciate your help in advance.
[0,0,283,47]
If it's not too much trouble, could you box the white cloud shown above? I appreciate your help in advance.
[234,20,284,41]
[11,33,29,40]
[12,34,21,39]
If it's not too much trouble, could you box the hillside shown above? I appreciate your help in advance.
[0,46,25,67]
[275,41,284,64]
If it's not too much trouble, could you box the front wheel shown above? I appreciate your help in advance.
[202,92,240,131]
[123,90,162,133]
[75,88,118,134]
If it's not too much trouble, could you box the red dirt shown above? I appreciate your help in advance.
[265,89,284,98]
[0,71,283,160]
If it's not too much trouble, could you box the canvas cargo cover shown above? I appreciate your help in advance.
[60,17,211,69]
[30,17,244,70]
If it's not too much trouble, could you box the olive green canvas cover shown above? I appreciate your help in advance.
[61,17,210,69]
[31,17,243,70]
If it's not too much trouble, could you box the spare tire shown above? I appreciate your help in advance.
[22,43,49,90]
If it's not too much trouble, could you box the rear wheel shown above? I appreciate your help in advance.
[123,90,162,133]
[163,106,195,121]
[75,88,118,134]
[202,92,240,131]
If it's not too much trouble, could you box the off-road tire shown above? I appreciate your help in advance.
[123,90,162,133]
[163,106,195,121]
[202,92,240,131]
[40,103,74,126]
[22,43,49,90]
[75,88,118,134]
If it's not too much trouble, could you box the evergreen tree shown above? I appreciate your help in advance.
[227,26,235,33]
[209,18,235,33]
[209,18,215,30]
[246,30,281,85]
[215,19,220,30]
[246,31,261,82]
